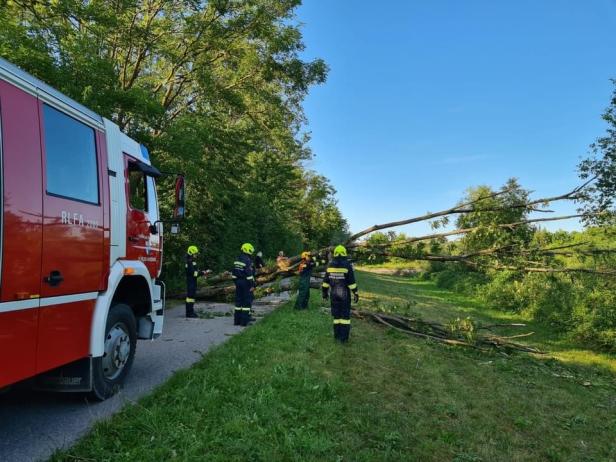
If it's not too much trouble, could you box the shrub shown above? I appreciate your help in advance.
[573,286,616,351]
[517,274,575,328]
[417,271,432,281]
[480,273,575,324]
[480,271,525,312]
[434,267,488,295]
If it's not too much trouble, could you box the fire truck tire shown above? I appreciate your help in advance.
[91,303,137,400]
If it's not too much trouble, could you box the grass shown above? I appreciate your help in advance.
[52,271,616,462]
[356,259,428,271]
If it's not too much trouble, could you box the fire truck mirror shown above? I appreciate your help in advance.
[174,175,185,220]
[170,223,180,234]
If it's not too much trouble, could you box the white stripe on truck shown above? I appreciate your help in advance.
[0,299,39,313]
[0,292,98,313]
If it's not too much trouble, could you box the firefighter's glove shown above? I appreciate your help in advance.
[353,291,359,304]
[322,288,329,301]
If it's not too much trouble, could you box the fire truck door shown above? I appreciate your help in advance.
[0,81,43,388]
[125,157,161,279]
[37,103,105,373]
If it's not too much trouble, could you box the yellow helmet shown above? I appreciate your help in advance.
[301,251,311,259]
[241,243,255,255]
[187,245,199,256]
[333,245,347,257]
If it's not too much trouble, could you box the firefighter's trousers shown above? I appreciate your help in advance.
[330,288,351,342]
[294,275,311,310]
[234,279,252,326]
[186,277,197,316]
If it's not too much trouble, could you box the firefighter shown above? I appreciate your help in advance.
[294,251,315,310]
[254,251,265,271]
[185,245,210,318]
[322,245,359,342]
[232,242,256,326]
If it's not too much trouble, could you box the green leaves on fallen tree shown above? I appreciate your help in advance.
[455,179,533,255]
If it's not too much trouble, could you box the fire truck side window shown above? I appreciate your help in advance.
[128,167,147,211]
[43,104,99,204]
[146,176,159,223]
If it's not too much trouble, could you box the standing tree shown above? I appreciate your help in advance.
[0,1,347,288]
[579,81,616,224]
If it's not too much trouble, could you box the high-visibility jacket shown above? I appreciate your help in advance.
[232,252,256,287]
[185,254,202,283]
[185,253,203,307]
[322,256,357,303]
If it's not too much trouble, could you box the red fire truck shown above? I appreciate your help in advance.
[0,57,184,399]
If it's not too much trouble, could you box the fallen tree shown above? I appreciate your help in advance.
[345,179,593,243]
[195,178,615,300]
[194,273,324,299]
[355,310,544,354]
[348,214,588,250]
[359,245,616,275]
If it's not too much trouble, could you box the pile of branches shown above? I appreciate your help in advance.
[355,310,544,354]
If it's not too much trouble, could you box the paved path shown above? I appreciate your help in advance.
[0,293,290,462]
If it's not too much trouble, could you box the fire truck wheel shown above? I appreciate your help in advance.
[91,304,137,400]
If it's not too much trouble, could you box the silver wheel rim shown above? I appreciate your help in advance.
[102,322,131,381]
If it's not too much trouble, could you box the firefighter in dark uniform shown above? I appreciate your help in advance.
[295,251,315,310]
[322,245,359,342]
[185,245,210,318]
[232,243,256,326]
[254,251,265,271]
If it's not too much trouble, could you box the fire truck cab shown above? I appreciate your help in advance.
[0,58,182,399]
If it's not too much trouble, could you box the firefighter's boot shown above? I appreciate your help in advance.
[234,307,241,326]
[339,323,350,343]
[185,298,198,318]
[239,308,249,327]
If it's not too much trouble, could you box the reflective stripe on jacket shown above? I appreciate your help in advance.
[232,253,255,285]
[185,254,200,280]
[322,257,357,291]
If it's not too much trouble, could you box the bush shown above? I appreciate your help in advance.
[573,286,616,351]
[517,274,575,328]
[417,271,432,281]
[479,273,575,327]
[480,271,525,312]
[434,267,488,295]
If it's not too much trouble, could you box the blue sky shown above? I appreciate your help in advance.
[297,0,616,236]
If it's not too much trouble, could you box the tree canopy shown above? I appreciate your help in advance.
[0,0,348,286]
[579,80,616,224]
